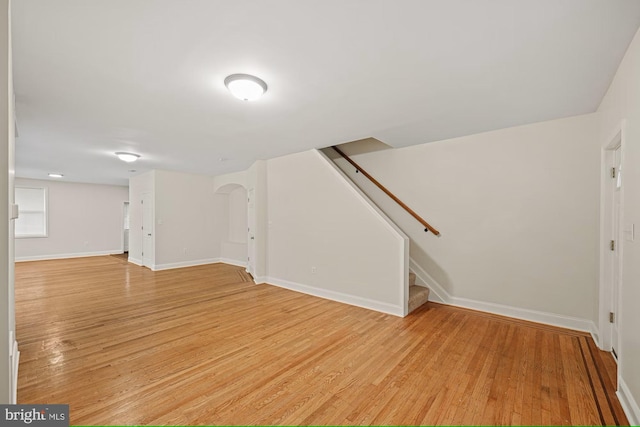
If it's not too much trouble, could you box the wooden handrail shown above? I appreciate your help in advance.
[331,145,441,236]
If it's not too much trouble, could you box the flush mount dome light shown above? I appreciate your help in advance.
[224,74,267,101]
[115,152,140,163]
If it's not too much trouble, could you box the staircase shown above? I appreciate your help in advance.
[408,271,430,313]
[321,146,435,317]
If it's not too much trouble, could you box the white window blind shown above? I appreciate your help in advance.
[15,187,48,238]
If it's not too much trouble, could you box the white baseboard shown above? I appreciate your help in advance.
[618,377,640,426]
[265,276,404,317]
[253,276,268,284]
[9,332,18,405]
[409,258,447,303]
[15,250,124,262]
[590,326,601,350]
[410,258,596,333]
[152,258,219,271]
[152,257,248,271]
[446,295,597,333]
[14,253,245,271]
[217,257,247,268]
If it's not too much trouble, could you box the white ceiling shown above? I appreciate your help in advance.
[12,0,640,186]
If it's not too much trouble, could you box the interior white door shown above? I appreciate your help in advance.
[247,188,256,276]
[611,146,622,360]
[123,201,130,252]
[142,192,153,268]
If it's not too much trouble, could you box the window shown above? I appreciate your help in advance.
[15,187,48,238]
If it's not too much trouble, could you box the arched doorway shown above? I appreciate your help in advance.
[214,183,248,269]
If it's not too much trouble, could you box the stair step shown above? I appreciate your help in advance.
[409,271,416,286]
[408,285,429,313]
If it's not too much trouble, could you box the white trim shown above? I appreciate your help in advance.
[265,276,404,317]
[598,120,626,351]
[15,250,123,262]
[11,341,19,405]
[253,275,268,284]
[151,257,248,271]
[316,148,409,316]
[446,296,597,333]
[618,377,640,426]
[401,238,409,316]
[128,257,142,266]
[152,258,219,271]
[314,149,409,242]
[410,258,447,303]
[410,258,596,333]
[590,327,600,350]
[217,257,247,268]
[9,332,18,404]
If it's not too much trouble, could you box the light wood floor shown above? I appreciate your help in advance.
[15,256,627,425]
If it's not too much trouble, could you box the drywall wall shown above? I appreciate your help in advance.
[597,27,640,424]
[227,186,247,244]
[14,179,129,261]
[0,0,12,403]
[153,170,221,269]
[266,150,407,315]
[329,112,600,325]
[213,170,247,193]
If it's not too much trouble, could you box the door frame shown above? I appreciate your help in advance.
[141,192,153,268]
[598,121,626,361]
[123,201,130,253]
[247,187,256,276]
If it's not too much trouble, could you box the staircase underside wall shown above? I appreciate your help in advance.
[265,150,408,316]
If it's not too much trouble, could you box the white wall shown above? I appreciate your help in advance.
[597,27,640,424]
[328,113,600,328]
[213,170,247,193]
[266,150,408,315]
[153,170,221,270]
[227,186,247,244]
[14,179,128,261]
[130,169,246,271]
[0,0,12,403]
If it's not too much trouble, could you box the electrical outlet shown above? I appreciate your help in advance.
[311,266,317,274]
[183,248,187,254]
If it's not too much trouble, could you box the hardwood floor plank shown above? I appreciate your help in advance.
[15,256,629,425]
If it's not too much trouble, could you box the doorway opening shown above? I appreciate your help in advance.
[141,192,153,268]
[123,201,130,256]
[214,184,248,270]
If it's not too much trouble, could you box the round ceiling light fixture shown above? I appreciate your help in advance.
[224,73,267,101]
[115,152,140,163]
